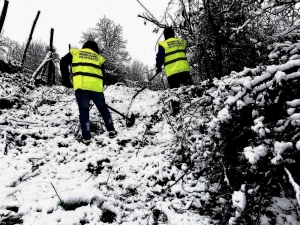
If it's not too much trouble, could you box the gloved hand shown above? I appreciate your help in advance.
[156,67,162,74]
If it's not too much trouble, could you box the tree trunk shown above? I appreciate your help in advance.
[21,11,40,71]
[0,0,9,34]
[203,0,223,78]
[47,28,54,85]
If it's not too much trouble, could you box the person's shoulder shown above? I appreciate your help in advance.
[61,52,72,61]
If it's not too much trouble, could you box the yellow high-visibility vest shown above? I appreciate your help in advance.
[70,48,105,92]
[158,37,190,77]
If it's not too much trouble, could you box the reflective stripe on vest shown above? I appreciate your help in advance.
[70,48,105,92]
[158,38,190,77]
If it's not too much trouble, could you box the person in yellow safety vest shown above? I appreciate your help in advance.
[60,40,117,145]
[156,27,193,114]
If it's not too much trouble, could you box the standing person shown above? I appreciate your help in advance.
[60,40,117,144]
[156,27,193,114]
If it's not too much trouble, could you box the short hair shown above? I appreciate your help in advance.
[163,27,175,39]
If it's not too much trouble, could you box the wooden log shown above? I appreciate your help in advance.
[0,0,9,34]
[21,11,40,71]
[47,28,54,85]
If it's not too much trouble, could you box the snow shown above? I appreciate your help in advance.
[156,201,211,225]
[1,72,225,224]
[271,141,293,165]
[285,168,300,207]
[296,141,300,150]
[251,116,267,137]
[229,189,247,225]
[267,59,300,74]
[244,145,268,164]
[287,99,300,107]
[274,71,287,85]
[232,190,246,211]
[217,107,232,122]
[274,141,293,155]
[2,39,300,223]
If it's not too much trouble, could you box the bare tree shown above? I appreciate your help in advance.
[0,34,9,59]
[21,40,47,74]
[138,0,300,81]
[126,59,148,83]
[81,16,131,84]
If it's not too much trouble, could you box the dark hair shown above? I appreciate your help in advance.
[163,27,175,39]
[82,40,100,54]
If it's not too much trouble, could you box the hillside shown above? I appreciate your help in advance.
[1,41,300,224]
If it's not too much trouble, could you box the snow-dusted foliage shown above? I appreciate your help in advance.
[1,41,300,224]
[159,41,300,224]
[0,71,34,109]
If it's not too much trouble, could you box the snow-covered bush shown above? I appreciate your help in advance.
[157,41,300,224]
[0,71,35,109]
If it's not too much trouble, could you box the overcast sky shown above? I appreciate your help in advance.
[1,0,175,67]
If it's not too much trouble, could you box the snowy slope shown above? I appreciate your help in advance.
[0,81,213,224]
[1,41,300,225]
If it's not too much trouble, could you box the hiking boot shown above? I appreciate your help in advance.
[81,139,91,145]
[109,130,118,139]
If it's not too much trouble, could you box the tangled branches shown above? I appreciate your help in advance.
[158,55,300,223]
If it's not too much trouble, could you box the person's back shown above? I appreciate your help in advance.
[158,31,190,77]
[70,47,105,93]
[60,40,117,143]
[156,28,193,114]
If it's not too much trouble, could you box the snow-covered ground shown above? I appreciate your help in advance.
[0,83,213,224]
[1,41,300,225]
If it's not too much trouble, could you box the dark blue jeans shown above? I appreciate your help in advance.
[75,89,115,140]
[167,72,193,112]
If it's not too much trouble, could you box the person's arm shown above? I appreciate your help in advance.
[60,53,73,88]
[156,46,165,73]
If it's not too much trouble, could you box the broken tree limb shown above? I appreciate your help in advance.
[31,51,52,82]
[8,117,43,125]
[21,11,40,71]
[284,167,300,207]
[137,0,159,23]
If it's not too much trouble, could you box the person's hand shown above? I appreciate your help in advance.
[156,67,162,74]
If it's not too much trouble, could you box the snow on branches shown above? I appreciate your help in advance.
[158,40,300,223]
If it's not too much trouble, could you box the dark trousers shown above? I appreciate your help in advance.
[167,71,193,112]
[75,89,115,140]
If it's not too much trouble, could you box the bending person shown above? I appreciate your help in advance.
[60,40,117,144]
